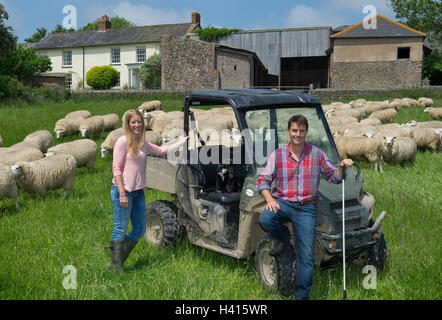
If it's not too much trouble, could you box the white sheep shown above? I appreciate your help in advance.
[0,133,3,147]
[79,115,104,139]
[349,99,367,108]
[424,107,442,120]
[54,117,82,139]
[402,98,419,107]
[410,127,441,151]
[360,101,390,114]
[360,118,382,126]
[143,110,166,129]
[381,136,417,165]
[11,153,77,199]
[333,108,365,121]
[389,99,405,111]
[368,108,398,123]
[0,164,19,210]
[101,113,120,131]
[18,130,53,153]
[333,135,383,172]
[145,130,162,146]
[415,121,442,129]
[418,97,434,108]
[343,126,377,138]
[0,147,44,167]
[326,116,358,127]
[138,100,162,116]
[65,110,92,120]
[101,128,125,158]
[46,139,98,173]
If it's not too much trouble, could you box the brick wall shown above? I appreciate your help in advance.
[331,60,423,89]
[216,49,251,88]
[162,35,216,91]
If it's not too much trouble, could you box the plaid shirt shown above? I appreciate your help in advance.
[256,143,342,202]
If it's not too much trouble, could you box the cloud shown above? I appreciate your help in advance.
[284,0,395,28]
[84,1,194,26]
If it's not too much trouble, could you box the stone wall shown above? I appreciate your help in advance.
[331,60,423,89]
[162,35,216,91]
[216,48,251,89]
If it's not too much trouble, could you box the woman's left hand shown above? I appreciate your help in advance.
[340,158,354,168]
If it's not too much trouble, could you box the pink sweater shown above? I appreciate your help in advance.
[112,135,168,192]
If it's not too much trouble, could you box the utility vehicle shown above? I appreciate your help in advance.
[144,89,387,297]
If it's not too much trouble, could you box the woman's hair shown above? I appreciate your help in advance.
[123,109,145,155]
[287,114,309,131]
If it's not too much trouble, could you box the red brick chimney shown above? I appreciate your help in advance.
[191,12,200,25]
[98,15,112,31]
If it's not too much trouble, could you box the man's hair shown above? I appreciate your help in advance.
[288,114,309,131]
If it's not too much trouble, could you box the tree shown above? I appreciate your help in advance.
[24,27,47,43]
[80,15,136,31]
[139,54,161,89]
[51,24,75,33]
[388,0,442,84]
[0,3,16,57]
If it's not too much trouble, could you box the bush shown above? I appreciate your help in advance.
[195,26,241,42]
[139,54,161,89]
[0,75,25,99]
[86,66,119,90]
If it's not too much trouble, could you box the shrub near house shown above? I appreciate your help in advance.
[86,66,119,90]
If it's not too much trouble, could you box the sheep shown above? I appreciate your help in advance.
[0,164,19,210]
[381,136,417,165]
[145,130,162,146]
[138,100,162,116]
[11,154,76,199]
[46,139,98,173]
[326,116,358,127]
[65,110,92,120]
[360,118,382,126]
[368,108,398,123]
[0,147,44,167]
[0,133,2,147]
[333,135,383,172]
[332,108,365,121]
[360,101,390,114]
[331,102,352,110]
[402,98,419,107]
[410,127,441,151]
[389,99,405,111]
[424,107,442,120]
[101,128,125,158]
[415,121,442,129]
[322,104,334,113]
[13,130,53,153]
[143,110,166,129]
[418,97,434,108]
[152,118,182,135]
[349,99,367,108]
[101,113,120,131]
[54,117,82,139]
[79,116,104,139]
[374,127,413,139]
[343,126,377,138]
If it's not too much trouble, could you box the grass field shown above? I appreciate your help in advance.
[0,91,441,300]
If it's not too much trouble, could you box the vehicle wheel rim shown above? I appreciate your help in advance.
[259,249,277,288]
[145,214,163,246]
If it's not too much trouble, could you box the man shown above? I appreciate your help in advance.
[257,114,353,300]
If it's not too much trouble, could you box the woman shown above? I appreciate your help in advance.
[109,109,186,271]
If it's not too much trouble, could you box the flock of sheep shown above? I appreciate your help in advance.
[325,97,441,172]
[0,110,119,210]
[0,95,440,211]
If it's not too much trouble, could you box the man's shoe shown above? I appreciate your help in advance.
[269,238,286,256]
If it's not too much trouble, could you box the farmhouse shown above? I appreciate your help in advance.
[32,12,202,90]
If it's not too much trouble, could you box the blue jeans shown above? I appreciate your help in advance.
[259,198,318,300]
[110,184,147,242]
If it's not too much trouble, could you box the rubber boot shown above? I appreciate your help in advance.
[121,236,138,265]
[109,240,125,271]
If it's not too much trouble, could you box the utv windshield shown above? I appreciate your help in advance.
[244,106,339,167]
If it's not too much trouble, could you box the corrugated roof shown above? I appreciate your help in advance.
[331,14,426,38]
[33,22,197,49]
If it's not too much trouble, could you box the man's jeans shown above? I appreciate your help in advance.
[259,198,318,300]
[110,185,147,242]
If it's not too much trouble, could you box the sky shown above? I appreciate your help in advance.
[3,0,397,43]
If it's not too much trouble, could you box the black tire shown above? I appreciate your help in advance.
[144,200,180,248]
[255,234,296,297]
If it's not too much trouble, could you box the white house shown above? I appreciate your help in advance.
[33,13,201,90]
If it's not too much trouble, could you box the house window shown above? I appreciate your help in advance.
[65,74,72,90]
[397,47,410,59]
[137,47,146,63]
[111,48,120,64]
[63,51,72,67]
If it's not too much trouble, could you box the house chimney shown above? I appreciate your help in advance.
[98,15,112,31]
[191,12,200,25]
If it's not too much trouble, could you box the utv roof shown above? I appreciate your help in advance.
[185,89,321,109]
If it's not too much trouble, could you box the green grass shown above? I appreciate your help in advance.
[0,92,441,300]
